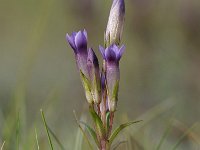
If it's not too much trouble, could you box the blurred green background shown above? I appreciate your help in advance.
[0,0,200,149]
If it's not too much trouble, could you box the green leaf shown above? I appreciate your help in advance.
[80,121,100,148]
[109,120,143,145]
[89,106,106,138]
[106,112,110,133]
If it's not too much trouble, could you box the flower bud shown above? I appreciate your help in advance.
[99,44,125,111]
[105,0,125,46]
[87,48,101,104]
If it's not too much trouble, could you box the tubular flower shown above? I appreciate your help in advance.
[99,44,125,111]
[87,48,101,104]
[66,29,89,78]
[66,29,93,104]
[105,0,125,46]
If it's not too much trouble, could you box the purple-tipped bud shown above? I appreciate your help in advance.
[99,44,125,111]
[87,48,101,104]
[105,0,125,46]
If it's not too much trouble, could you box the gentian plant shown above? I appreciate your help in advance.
[66,0,141,149]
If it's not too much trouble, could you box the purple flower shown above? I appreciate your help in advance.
[87,48,101,104]
[105,0,125,46]
[66,30,101,104]
[66,29,89,78]
[99,44,125,111]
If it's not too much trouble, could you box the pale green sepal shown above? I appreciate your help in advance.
[109,120,143,145]
[92,76,101,104]
[109,80,119,112]
[80,71,93,103]
[80,121,100,148]
[89,106,106,138]
[112,80,119,100]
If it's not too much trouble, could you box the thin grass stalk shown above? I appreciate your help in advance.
[47,126,65,150]
[40,109,54,150]
[35,128,40,150]
[1,141,5,150]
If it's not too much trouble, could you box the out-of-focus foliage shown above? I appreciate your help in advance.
[0,0,200,149]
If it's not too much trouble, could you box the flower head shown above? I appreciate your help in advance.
[99,44,125,111]
[105,0,125,46]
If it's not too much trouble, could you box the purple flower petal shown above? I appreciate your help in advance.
[66,33,77,53]
[105,47,116,62]
[117,45,125,60]
[75,31,87,53]
[89,48,99,67]
[99,45,106,59]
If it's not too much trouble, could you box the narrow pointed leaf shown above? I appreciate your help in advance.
[109,120,142,144]
[106,112,110,133]
[80,121,100,148]
[89,106,106,138]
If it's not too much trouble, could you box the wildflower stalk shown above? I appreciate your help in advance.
[66,0,141,149]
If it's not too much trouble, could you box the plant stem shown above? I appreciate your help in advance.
[100,139,110,150]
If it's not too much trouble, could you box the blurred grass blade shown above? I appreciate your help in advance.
[171,123,197,150]
[1,141,5,150]
[73,110,93,150]
[89,106,105,138]
[156,123,172,150]
[109,120,142,144]
[35,128,40,150]
[112,140,127,150]
[80,121,99,148]
[40,109,54,150]
[16,112,20,150]
[47,126,65,150]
